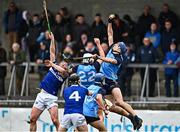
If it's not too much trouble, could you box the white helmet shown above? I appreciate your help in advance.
[82,53,93,64]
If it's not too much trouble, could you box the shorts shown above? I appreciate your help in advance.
[85,116,100,124]
[60,113,87,129]
[33,89,58,111]
[103,78,119,95]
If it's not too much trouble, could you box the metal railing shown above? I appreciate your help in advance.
[0,62,179,102]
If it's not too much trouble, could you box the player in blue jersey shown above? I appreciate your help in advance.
[71,38,105,88]
[30,33,69,131]
[83,73,109,131]
[95,14,143,130]
[59,74,91,132]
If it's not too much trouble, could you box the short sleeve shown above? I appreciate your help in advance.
[114,54,123,65]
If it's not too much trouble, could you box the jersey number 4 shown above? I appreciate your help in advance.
[69,91,81,101]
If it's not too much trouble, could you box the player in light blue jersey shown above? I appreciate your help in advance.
[72,38,105,88]
[83,73,109,131]
[96,14,143,130]
[30,33,69,131]
[59,74,91,132]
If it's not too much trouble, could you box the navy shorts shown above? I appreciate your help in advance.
[85,116,100,124]
[103,78,120,95]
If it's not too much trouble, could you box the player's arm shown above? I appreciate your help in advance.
[97,56,119,64]
[44,60,67,74]
[49,32,56,62]
[96,94,109,116]
[107,14,115,47]
[94,38,105,64]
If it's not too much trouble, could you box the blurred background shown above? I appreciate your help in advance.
[0,0,179,131]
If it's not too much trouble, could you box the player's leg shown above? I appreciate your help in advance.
[72,114,88,132]
[30,93,45,131]
[30,107,43,131]
[105,95,135,128]
[58,114,71,132]
[48,106,60,131]
[111,87,142,130]
[89,120,107,131]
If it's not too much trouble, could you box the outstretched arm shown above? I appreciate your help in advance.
[107,14,115,47]
[94,38,105,64]
[49,32,56,62]
[97,56,119,64]
[44,60,66,74]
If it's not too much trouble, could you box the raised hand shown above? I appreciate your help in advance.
[108,14,116,23]
[48,32,54,41]
[94,38,101,45]
[44,60,52,67]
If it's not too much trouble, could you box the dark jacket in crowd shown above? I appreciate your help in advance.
[137,44,159,63]
[52,21,70,43]
[73,23,90,41]
[91,21,107,42]
[8,50,26,78]
[0,47,7,77]
[161,28,178,54]
[158,10,179,30]
[3,8,21,33]
[163,51,179,75]
[136,13,156,39]
[18,18,29,40]
[112,20,127,43]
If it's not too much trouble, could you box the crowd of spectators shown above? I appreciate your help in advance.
[0,2,179,97]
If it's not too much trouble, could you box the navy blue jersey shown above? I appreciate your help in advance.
[63,85,88,115]
[73,62,100,88]
[39,67,66,96]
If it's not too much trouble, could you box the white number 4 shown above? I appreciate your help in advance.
[69,91,81,101]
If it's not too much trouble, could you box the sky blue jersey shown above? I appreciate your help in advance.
[83,84,101,118]
[100,42,127,80]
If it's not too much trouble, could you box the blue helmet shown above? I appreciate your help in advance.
[94,73,105,84]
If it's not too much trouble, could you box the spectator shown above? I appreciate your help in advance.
[27,14,42,72]
[52,13,69,52]
[161,20,178,55]
[73,14,90,42]
[3,1,21,49]
[145,22,161,49]
[136,5,156,44]
[123,14,136,42]
[137,37,159,97]
[8,43,26,95]
[59,7,73,26]
[62,45,75,61]
[0,42,7,95]
[80,41,98,56]
[18,10,30,51]
[112,14,128,43]
[36,43,50,81]
[118,44,135,96]
[41,9,54,31]
[91,13,107,42]
[101,42,109,55]
[77,32,88,56]
[163,42,179,97]
[158,3,179,31]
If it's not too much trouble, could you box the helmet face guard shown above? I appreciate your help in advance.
[82,53,94,64]
[112,42,127,55]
